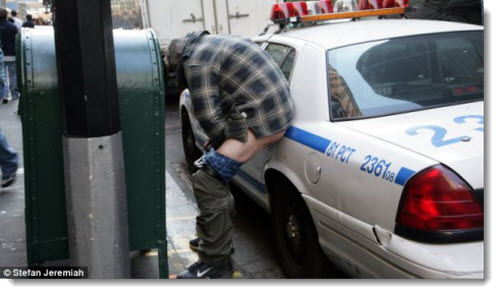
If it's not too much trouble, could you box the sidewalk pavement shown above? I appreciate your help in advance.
[0,99,26,268]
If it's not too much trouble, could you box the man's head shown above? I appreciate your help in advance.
[11,10,17,17]
[0,8,8,21]
[27,14,33,21]
[165,37,188,72]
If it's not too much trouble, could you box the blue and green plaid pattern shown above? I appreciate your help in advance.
[182,31,295,148]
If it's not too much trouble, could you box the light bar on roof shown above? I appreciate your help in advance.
[358,0,383,10]
[306,0,334,15]
[318,0,334,13]
[306,1,322,15]
[293,1,310,16]
[359,0,409,10]
[301,6,410,22]
[334,0,358,12]
[270,0,413,25]
[270,2,304,19]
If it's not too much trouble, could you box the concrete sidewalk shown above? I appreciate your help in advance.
[0,99,26,268]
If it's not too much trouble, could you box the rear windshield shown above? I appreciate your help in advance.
[327,31,484,120]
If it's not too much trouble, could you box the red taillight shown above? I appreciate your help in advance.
[396,165,483,232]
[452,85,480,96]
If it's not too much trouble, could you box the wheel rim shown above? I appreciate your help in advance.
[286,214,302,247]
[281,201,305,267]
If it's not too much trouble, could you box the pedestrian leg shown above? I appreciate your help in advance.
[6,61,18,100]
[0,129,18,187]
[0,60,9,103]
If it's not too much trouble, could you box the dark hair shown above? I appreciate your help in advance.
[0,8,7,20]
[27,14,33,21]
[8,17,14,23]
[11,10,17,17]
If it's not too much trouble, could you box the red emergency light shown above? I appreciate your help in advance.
[358,0,384,10]
[271,2,309,19]
[270,0,413,25]
[318,0,334,13]
[305,0,334,15]
[381,0,410,8]
[293,1,310,16]
[358,0,409,10]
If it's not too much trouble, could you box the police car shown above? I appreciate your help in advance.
[179,0,484,279]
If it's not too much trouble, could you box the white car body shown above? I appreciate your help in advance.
[179,19,484,279]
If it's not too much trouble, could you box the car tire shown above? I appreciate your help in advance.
[270,182,329,278]
[181,110,202,172]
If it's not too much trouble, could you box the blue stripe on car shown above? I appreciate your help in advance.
[394,167,416,186]
[285,126,331,153]
[236,169,267,194]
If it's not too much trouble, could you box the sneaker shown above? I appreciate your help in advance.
[176,259,234,279]
[2,98,9,104]
[1,174,16,188]
[189,236,235,254]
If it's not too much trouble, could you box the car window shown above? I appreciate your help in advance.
[265,43,291,67]
[280,49,296,81]
[327,31,484,120]
[265,43,296,81]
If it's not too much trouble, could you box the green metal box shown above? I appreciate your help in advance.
[18,28,167,277]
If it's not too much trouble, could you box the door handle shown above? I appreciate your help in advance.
[182,13,204,23]
[228,11,249,20]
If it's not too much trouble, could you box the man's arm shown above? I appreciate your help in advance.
[186,64,226,149]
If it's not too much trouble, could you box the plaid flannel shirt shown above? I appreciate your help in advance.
[181,31,295,148]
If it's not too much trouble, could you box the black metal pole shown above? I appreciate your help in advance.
[53,0,130,278]
[54,0,120,137]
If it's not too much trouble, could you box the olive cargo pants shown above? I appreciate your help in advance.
[193,168,233,265]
